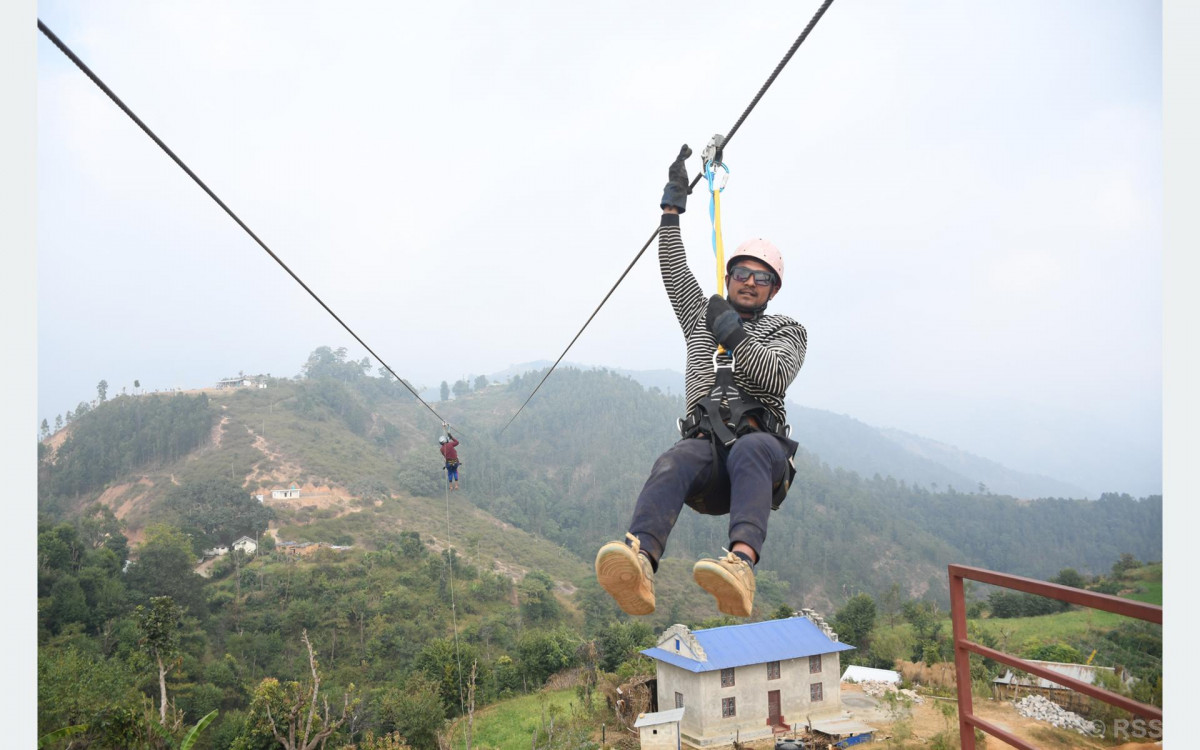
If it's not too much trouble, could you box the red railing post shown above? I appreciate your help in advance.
[949,569,976,750]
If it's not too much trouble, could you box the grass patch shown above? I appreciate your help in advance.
[457,688,584,750]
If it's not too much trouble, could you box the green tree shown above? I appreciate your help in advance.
[239,631,358,750]
[473,375,489,391]
[97,379,108,402]
[868,628,910,670]
[166,477,274,551]
[414,638,480,715]
[76,502,126,550]
[439,381,450,401]
[134,379,141,394]
[37,643,140,741]
[47,576,90,633]
[516,628,578,687]
[1023,641,1084,663]
[374,675,445,750]
[125,524,205,615]
[41,418,50,439]
[771,604,795,620]
[136,596,183,722]
[597,621,655,672]
[518,571,563,624]
[1050,567,1086,589]
[452,379,470,399]
[55,414,63,432]
[834,593,877,648]
[1112,552,1142,577]
[301,346,369,382]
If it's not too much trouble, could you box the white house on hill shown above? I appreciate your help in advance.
[271,484,301,500]
[641,617,854,748]
[232,536,257,555]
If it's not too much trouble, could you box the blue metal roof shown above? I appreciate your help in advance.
[642,618,854,673]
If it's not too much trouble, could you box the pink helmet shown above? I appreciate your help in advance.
[727,238,784,289]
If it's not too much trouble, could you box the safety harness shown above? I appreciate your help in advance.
[676,136,797,513]
[677,350,796,512]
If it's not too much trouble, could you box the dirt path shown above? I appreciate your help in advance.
[210,415,229,448]
[194,556,220,578]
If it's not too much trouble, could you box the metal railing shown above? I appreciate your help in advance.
[948,564,1162,749]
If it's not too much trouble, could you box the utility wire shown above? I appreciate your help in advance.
[499,0,836,434]
[37,18,461,433]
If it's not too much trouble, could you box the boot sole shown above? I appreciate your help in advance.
[693,562,753,617]
[595,545,655,616]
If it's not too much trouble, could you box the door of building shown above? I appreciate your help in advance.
[768,689,782,725]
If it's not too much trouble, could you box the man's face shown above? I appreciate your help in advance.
[726,257,779,310]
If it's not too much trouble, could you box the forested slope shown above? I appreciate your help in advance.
[35,348,1161,748]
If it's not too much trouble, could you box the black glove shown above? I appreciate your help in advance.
[706,294,748,349]
[660,144,692,213]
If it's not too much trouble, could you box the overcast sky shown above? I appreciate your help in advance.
[35,0,1162,497]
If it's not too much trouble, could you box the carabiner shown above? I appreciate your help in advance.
[702,132,730,192]
[705,160,730,193]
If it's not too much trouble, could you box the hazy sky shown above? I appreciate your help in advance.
[35,0,1162,497]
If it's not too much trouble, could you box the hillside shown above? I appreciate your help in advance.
[39,353,1162,609]
[490,362,1094,499]
[35,351,1162,749]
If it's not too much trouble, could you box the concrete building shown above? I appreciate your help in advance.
[271,483,301,500]
[231,536,258,555]
[635,707,685,750]
[641,617,854,748]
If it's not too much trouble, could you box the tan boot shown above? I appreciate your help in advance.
[594,533,656,615]
[693,550,756,617]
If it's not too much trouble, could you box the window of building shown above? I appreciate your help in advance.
[809,654,822,674]
[767,661,781,680]
[811,682,824,702]
[675,638,680,651]
[722,697,737,717]
[675,692,684,708]
[721,668,736,687]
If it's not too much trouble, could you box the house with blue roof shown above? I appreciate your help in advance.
[641,614,854,748]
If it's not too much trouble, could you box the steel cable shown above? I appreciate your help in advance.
[37,18,463,434]
[500,0,837,434]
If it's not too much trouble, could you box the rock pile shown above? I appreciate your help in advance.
[1014,695,1095,735]
[858,680,924,704]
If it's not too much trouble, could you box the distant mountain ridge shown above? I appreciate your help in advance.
[492,361,1089,500]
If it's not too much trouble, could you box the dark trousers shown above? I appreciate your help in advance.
[629,432,792,565]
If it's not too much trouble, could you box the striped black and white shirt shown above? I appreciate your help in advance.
[659,213,806,426]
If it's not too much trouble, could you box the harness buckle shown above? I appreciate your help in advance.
[712,348,736,373]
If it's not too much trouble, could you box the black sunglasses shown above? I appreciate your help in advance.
[729,265,777,287]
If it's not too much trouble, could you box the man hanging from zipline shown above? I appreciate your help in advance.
[439,423,461,491]
[595,143,805,618]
